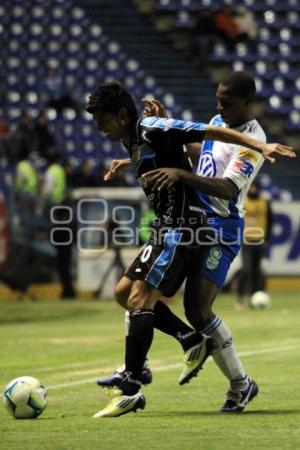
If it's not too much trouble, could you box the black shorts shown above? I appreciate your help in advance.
[125,229,189,297]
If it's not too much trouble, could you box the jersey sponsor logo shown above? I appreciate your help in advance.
[198,153,216,177]
[231,159,254,178]
[223,336,233,348]
[206,247,222,270]
[238,149,259,162]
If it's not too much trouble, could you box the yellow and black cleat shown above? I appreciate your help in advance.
[93,390,146,418]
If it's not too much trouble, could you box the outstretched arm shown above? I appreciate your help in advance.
[142,99,296,162]
[205,125,296,162]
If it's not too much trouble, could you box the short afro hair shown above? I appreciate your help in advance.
[221,71,256,101]
[86,81,138,119]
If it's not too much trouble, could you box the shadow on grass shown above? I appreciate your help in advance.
[145,408,300,418]
[242,409,300,416]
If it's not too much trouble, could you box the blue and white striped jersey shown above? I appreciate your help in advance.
[196,114,266,219]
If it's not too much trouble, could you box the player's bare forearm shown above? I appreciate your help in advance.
[185,143,202,166]
[205,125,295,162]
[205,126,265,152]
[144,168,237,200]
[177,170,236,199]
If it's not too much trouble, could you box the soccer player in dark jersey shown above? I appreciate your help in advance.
[86,82,294,418]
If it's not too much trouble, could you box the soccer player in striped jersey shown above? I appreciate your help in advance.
[142,72,290,412]
[87,80,294,417]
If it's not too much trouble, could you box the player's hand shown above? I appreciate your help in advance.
[104,159,131,181]
[261,143,296,163]
[142,98,168,118]
[143,168,181,191]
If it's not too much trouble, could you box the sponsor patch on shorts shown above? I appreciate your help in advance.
[206,247,222,270]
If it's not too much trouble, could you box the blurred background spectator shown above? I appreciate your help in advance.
[214,6,241,47]
[10,112,35,163]
[71,159,102,188]
[42,149,76,299]
[233,6,257,42]
[42,64,76,115]
[32,111,56,158]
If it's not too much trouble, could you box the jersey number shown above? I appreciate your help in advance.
[141,245,153,263]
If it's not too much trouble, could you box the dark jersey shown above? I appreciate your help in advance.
[124,116,208,228]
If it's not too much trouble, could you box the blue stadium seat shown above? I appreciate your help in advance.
[286,110,300,130]
[255,78,272,99]
[8,0,297,185]
[175,11,195,28]
[267,95,290,115]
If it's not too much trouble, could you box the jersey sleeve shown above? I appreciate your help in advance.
[223,147,264,190]
[223,124,266,190]
[140,117,207,146]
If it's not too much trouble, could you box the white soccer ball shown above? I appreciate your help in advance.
[250,291,271,309]
[2,376,48,419]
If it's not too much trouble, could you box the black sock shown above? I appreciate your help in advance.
[123,309,154,394]
[154,301,202,351]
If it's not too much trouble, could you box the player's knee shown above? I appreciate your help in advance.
[114,279,131,308]
[127,280,156,311]
[184,303,212,331]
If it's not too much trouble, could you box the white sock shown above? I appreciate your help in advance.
[124,310,149,369]
[202,315,249,392]
[125,310,130,335]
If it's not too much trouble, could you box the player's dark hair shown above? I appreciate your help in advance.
[86,82,138,119]
[221,71,256,101]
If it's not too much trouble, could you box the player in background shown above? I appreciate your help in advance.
[235,179,273,309]
[98,72,296,413]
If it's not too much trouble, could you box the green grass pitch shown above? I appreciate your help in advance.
[1,292,300,450]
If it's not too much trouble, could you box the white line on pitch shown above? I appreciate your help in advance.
[41,342,300,376]
[48,344,299,390]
